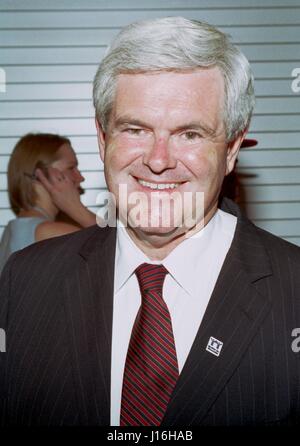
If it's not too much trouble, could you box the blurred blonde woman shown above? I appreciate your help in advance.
[0,133,95,273]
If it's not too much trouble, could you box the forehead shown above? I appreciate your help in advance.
[112,68,224,123]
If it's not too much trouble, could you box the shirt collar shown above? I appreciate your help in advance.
[115,209,235,296]
[162,210,219,296]
[115,219,153,293]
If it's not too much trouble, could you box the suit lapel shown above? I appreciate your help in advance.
[162,201,273,425]
[63,226,117,425]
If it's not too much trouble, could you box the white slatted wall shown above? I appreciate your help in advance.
[0,0,299,245]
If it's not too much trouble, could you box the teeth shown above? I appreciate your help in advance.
[138,179,180,190]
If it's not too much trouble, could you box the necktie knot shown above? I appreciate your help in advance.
[135,263,168,294]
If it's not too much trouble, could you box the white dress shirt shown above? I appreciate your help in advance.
[110,208,237,426]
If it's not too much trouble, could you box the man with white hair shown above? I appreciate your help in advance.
[0,17,299,427]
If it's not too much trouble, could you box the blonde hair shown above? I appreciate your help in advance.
[8,133,70,215]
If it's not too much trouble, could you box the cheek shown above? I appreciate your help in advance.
[182,148,215,177]
[70,171,80,182]
[181,146,226,184]
[205,148,225,176]
[104,138,142,172]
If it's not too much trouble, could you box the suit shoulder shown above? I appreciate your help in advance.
[21,224,98,253]
[8,224,112,273]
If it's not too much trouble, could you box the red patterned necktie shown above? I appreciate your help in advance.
[120,263,179,426]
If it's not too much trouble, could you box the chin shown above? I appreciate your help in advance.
[133,224,181,240]
[126,209,185,234]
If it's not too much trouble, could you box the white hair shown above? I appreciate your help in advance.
[93,16,255,141]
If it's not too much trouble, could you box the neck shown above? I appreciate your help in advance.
[19,200,58,221]
[124,203,218,261]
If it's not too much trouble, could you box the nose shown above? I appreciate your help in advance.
[143,136,177,173]
[73,167,85,184]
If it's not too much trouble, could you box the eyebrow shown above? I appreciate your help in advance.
[114,115,150,129]
[114,115,217,138]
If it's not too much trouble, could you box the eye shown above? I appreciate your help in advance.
[123,128,144,136]
[182,131,202,141]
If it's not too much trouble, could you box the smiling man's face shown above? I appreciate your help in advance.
[96,68,243,246]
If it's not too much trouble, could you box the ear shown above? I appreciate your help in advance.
[95,117,106,163]
[225,130,247,176]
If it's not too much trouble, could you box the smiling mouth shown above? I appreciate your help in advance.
[135,177,186,190]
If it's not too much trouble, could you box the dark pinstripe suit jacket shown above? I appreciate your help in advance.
[0,198,300,426]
